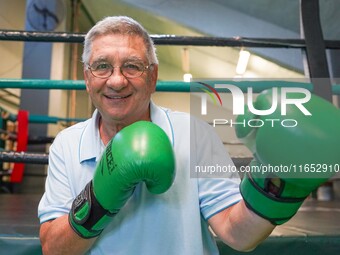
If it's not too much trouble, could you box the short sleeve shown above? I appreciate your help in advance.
[37,133,73,223]
[192,118,242,219]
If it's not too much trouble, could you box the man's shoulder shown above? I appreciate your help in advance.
[55,117,93,141]
[167,109,211,129]
[159,107,214,138]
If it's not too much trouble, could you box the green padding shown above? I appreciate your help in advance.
[2,235,340,255]
[1,78,340,94]
[240,173,304,224]
[217,236,340,255]
[28,115,86,124]
[0,236,42,255]
[0,79,314,92]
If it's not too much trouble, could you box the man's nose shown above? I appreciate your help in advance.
[106,67,128,90]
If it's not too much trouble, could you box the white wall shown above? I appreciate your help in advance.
[0,0,26,112]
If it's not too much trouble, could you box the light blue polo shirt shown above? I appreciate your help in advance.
[38,101,242,255]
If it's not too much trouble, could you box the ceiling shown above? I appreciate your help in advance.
[68,0,340,81]
[218,0,340,40]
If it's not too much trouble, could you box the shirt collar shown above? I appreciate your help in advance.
[150,100,174,147]
[78,101,174,164]
[79,109,104,163]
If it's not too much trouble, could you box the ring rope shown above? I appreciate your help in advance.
[1,78,340,94]
[1,30,340,49]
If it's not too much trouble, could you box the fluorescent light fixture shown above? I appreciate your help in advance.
[236,49,250,75]
[183,73,192,82]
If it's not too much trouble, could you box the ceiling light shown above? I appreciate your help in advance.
[236,49,250,75]
[183,73,192,82]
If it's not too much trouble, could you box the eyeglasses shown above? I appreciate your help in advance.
[87,61,153,79]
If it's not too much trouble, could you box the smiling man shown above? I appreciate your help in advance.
[84,33,158,143]
[38,16,276,255]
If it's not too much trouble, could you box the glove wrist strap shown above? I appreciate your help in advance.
[69,181,117,238]
[240,172,306,225]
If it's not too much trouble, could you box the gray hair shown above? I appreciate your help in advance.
[82,16,158,65]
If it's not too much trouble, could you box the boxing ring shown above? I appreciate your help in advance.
[0,195,340,255]
[1,0,340,254]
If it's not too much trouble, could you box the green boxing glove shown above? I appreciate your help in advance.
[69,121,176,238]
[236,88,340,225]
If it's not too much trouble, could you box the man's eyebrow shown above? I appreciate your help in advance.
[123,56,144,62]
[91,56,145,64]
[93,56,109,63]
[92,57,109,63]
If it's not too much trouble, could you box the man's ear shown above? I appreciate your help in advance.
[150,64,158,93]
[84,69,90,92]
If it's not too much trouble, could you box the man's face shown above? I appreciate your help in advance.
[84,34,158,125]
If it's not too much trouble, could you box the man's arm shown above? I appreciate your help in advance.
[208,200,274,252]
[210,88,340,252]
[40,215,96,255]
[39,121,175,253]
